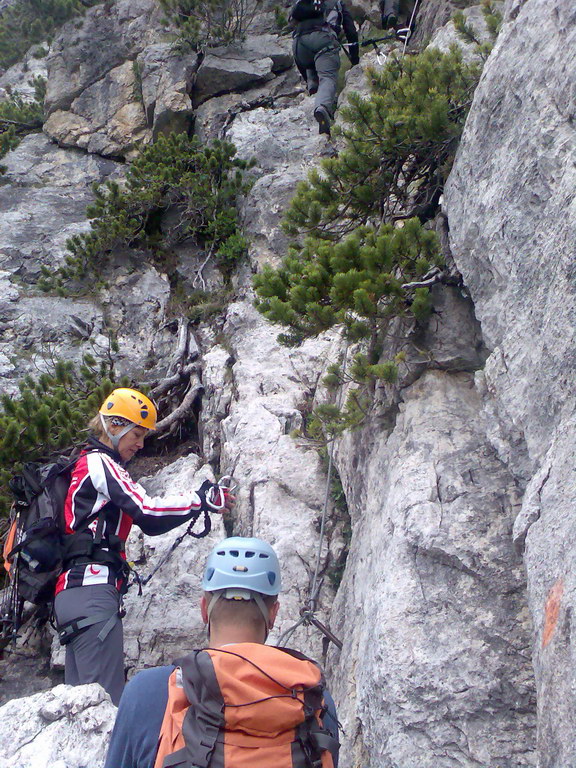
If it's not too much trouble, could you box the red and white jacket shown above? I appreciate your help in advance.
[55,440,205,594]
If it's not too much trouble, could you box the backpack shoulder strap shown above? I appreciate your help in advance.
[154,668,189,768]
[155,651,224,768]
[178,651,224,767]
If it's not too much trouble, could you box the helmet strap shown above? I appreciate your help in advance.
[99,413,135,451]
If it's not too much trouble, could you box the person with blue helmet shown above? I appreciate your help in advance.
[104,536,339,768]
[200,536,281,643]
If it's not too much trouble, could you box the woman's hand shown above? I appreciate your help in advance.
[199,478,237,513]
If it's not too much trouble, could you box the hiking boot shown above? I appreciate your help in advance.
[381,12,397,29]
[314,105,331,136]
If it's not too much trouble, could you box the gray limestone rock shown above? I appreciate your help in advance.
[193,54,275,106]
[411,0,479,46]
[444,0,576,464]
[0,683,115,768]
[44,60,151,158]
[429,2,504,61]
[212,301,343,655]
[45,0,161,115]
[225,34,294,72]
[0,45,49,100]
[0,135,120,392]
[227,98,333,266]
[2,3,574,767]
[199,344,234,462]
[411,284,489,372]
[444,0,576,763]
[0,133,120,279]
[0,133,175,392]
[43,0,176,156]
[100,263,175,382]
[137,44,198,138]
[193,67,302,142]
[119,457,225,671]
[328,371,536,767]
[193,34,293,105]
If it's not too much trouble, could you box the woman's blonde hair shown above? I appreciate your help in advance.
[88,414,106,439]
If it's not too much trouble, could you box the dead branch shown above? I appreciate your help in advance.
[401,267,444,290]
[151,362,198,399]
[155,372,203,436]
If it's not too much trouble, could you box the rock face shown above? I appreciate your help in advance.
[0,134,116,392]
[44,0,161,115]
[444,0,576,763]
[1,0,574,766]
[43,0,161,157]
[42,4,295,158]
[214,303,343,655]
[0,683,115,768]
[0,46,49,100]
[0,134,176,392]
[328,370,536,767]
[193,35,293,105]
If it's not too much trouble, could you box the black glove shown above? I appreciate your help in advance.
[197,479,232,513]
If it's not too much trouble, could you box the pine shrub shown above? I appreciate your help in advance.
[159,0,263,51]
[254,219,440,347]
[40,132,251,293]
[254,219,441,432]
[252,43,490,435]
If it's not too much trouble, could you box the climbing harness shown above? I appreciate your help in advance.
[57,608,122,645]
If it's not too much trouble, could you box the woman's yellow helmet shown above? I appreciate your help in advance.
[99,388,157,430]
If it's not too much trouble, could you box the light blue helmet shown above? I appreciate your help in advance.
[202,537,282,596]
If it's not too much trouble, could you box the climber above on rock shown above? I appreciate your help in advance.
[53,387,234,706]
[104,536,340,768]
[379,0,418,37]
[379,0,400,30]
[291,0,359,136]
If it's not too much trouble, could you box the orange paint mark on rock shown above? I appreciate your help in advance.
[542,578,564,649]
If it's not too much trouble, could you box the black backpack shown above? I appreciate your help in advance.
[290,0,343,31]
[3,455,79,608]
[1,449,132,644]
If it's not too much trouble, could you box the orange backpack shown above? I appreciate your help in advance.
[154,643,339,768]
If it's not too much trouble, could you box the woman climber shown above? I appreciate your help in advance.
[53,387,233,705]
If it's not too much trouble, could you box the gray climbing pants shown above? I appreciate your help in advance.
[54,583,124,705]
[380,0,400,20]
[293,30,341,117]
